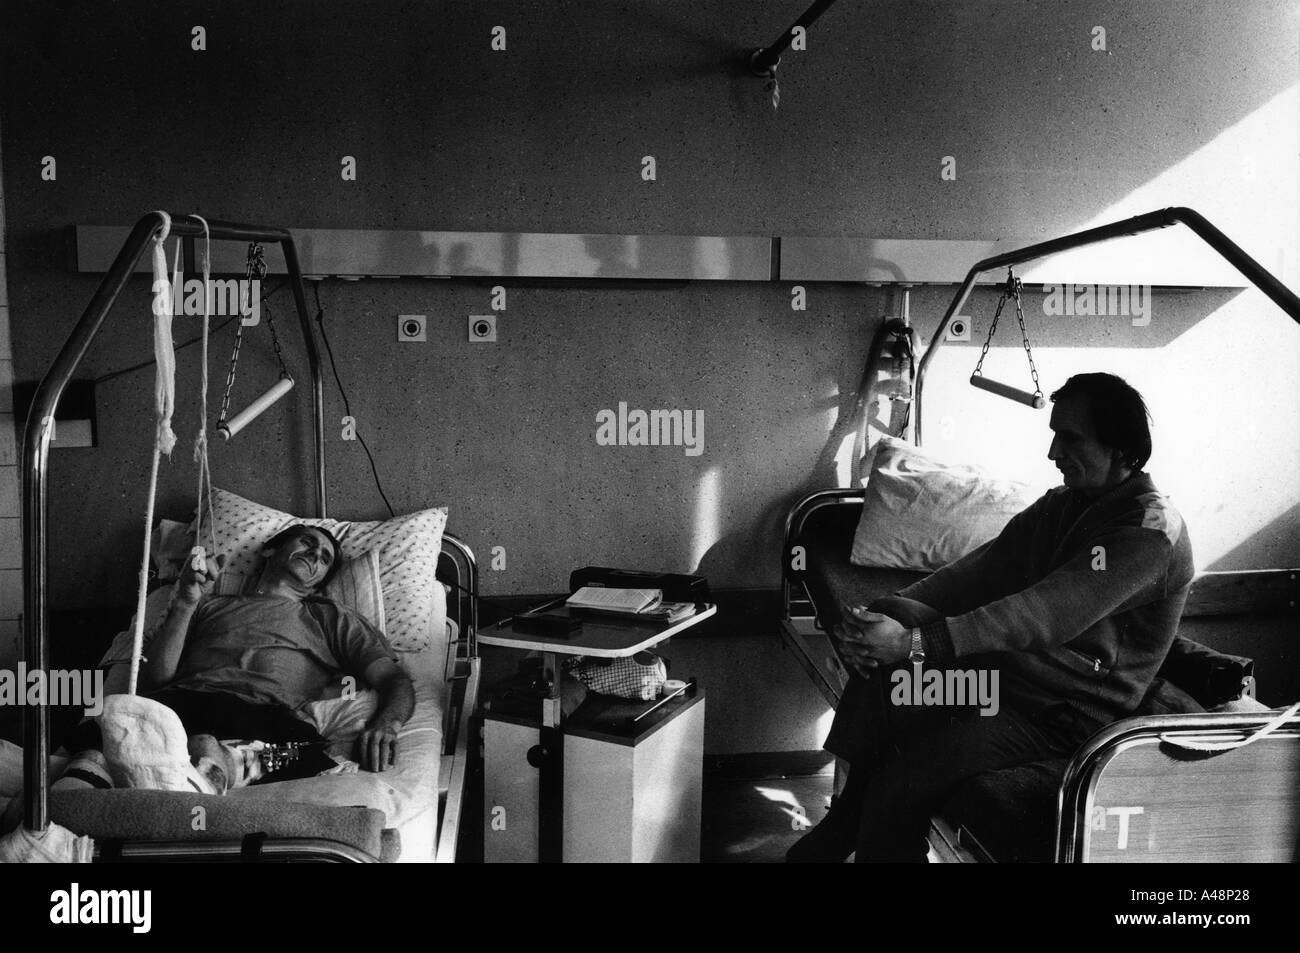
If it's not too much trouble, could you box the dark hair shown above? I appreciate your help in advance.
[264,524,344,588]
[1050,372,1153,471]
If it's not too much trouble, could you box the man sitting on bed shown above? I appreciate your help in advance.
[76,525,413,785]
[787,372,1195,862]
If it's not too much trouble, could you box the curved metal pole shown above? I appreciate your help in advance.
[21,212,325,833]
[914,207,1300,444]
[280,239,327,518]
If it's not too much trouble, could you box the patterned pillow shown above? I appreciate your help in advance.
[189,487,448,653]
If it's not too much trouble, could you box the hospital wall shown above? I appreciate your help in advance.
[2,1,1297,751]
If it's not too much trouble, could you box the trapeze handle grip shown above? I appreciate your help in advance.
[969,374,1046,409]
[219,377,295,440]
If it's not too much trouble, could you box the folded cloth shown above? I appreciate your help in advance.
[0,823,94,863]
[565,651,668,701]
[97,694,222,795]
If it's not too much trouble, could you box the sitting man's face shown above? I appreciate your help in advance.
[1048,395,1129,493]
[263,526,337,590]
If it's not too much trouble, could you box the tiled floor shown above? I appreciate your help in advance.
[700,772,835,863]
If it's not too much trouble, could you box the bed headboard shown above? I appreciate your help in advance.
[437,531,478,658]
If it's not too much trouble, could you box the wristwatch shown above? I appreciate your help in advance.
[908,627,925,665]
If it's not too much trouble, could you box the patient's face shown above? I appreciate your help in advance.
[265,526,336,589]
[1047,397,1127,493]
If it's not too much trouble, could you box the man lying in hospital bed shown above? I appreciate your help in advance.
[65,524,414,794]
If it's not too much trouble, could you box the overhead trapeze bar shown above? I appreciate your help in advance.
[969,374,1045,409]
[967,271,1045,410]
[218,377,295,440]
[914,206,1300,444]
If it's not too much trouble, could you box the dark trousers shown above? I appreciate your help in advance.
[825,665,1102,862]
[66,689,336,784]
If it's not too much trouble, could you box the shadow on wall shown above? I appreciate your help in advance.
[1207,501,1300,573]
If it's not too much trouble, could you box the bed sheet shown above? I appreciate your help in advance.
[225,650,444,862]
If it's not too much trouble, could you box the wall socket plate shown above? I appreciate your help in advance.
[468,314,497,342]
[945,315,972,342]
[397,314,427,342]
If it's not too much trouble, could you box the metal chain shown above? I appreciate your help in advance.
[264,298,291,380]
[217,244,268,426]
[972,269,1042,398]
[972,286,1009,377]
[1010,275,1044,399]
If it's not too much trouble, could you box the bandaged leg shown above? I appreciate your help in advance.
[97,694,222,795]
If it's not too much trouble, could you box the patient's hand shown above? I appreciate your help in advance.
[177,553,225,606]
[356,722,401,772]
[834,606,909,678]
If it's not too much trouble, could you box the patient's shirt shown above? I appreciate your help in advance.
[168,595,397,713]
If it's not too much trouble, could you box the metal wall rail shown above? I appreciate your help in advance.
[20,212,326,834]
[914,206,1300,444]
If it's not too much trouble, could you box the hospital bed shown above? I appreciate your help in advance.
[778,207,1300,863]
[15,213,481,862]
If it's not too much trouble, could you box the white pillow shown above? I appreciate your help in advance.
[191,488,448,653]
[849,436,1038,571]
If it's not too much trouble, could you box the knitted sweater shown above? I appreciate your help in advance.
[880,473,1195,724]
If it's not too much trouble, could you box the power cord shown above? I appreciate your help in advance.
[312,281,397,519]
[94,280,290,385]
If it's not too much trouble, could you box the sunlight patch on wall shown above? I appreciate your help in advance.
[690,465,722,572]
[921,300,1300,569]
[1073,84,1299,287]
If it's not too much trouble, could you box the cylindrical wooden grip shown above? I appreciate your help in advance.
[969,374,1046,409]
[219,377,295,440]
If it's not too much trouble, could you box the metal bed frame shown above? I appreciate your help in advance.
[913,205,1300,443]
[777,205,1300,861]
[19,211,481,862]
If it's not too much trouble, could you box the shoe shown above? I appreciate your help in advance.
[785,799,859,863]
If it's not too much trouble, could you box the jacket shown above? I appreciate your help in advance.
[879,472,1195,724]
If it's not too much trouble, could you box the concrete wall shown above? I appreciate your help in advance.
[3,1,1296,753]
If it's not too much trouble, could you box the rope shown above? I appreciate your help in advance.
[1158,702,1300,753]
[128,211,175,696]
[188,215,219,559]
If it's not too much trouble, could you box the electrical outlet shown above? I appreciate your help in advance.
[397,315,427,342]
[945,316,972,343]
[468,315,497,343]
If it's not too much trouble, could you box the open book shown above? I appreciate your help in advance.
[565,586,698,623]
